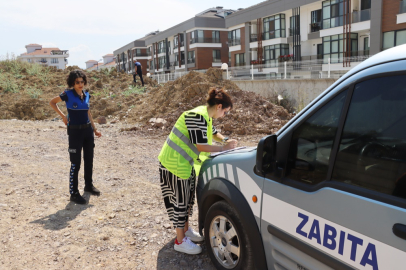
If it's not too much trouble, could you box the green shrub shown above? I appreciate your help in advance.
[26,86,42,99]
[0,73,19,93]
[27,63,43,76]
[122,85,145,96]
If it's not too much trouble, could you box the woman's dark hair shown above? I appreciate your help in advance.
[66,70,87,88]
[206,87,233,109]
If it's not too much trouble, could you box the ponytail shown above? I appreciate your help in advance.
[206,87,233,109]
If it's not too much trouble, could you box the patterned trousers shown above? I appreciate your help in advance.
[159,163,196,229]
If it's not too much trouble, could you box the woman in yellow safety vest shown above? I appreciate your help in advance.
[158,87,238,255]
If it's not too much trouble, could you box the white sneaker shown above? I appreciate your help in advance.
[185,227,204,242]
[174,237,202,255]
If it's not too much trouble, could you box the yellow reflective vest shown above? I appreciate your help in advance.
[158,106,212,179]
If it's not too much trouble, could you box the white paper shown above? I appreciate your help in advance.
[210,146,247,157]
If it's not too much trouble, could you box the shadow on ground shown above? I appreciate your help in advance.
[29,193,93,230]
[156,238,215,270]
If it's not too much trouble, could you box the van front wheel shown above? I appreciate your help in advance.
[204,200,254,270]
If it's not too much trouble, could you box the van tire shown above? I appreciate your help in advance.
[204,200,254,270]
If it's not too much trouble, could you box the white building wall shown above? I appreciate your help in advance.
[26,45,42,53]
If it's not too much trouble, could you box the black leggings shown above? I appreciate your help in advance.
[68,126,94,194]
[133,73,144,85]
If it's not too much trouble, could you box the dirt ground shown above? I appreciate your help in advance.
[0,119,263,270]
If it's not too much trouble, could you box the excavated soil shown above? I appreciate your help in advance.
[0,64,293,136]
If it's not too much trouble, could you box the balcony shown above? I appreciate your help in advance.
[400,1,406,14]
[174,41,184,49]
[234,62,246,67]
[352,9,371,23]
[322,17,343,30]
[37,60,47,64]
[174,59,185,66]
[51,50,69,55]
[262,31,286,40]
[250,34,258,42]
[157,48,166,54]
[310,22,322,32]
[190,37,220,44]
[135,52,151,57]
[228,39,241,46]
[212,58,222,63]
[187,58,195,64]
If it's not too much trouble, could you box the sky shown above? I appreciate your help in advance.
[0,0,262,69]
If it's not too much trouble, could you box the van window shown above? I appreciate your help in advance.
[333,75,406,199]
[286,90,347,184]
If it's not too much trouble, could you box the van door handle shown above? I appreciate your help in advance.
[393,223,406,240]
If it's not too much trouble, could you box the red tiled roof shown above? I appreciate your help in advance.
[24,48,60,56]
[26,43,41,46]
[103,62,116,66]
[86,60,98,63]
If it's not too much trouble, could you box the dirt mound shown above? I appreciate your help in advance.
[0,60,293,135]
[128,68,293,135]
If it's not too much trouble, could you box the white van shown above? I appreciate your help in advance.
[197,44,406,270]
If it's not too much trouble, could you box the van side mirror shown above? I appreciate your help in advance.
[256,134,277,176]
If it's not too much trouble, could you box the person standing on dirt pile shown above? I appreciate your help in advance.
[158,87,238,255]
[133,59,144,86]
[49,70,102,205]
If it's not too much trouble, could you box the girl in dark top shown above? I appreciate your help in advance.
[50,70,102,204]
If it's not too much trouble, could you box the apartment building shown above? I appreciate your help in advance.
[114,33,152,75]
[224,0,406,76]
[113,7,235,75]
[113,1,406,78]
[17,44,69,70]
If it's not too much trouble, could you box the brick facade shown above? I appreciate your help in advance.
[186,30,229,71]
[230,27,246,67]
[382,0,406,32]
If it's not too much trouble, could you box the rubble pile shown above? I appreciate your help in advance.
[127,68,293,135]
[0,60,293,135]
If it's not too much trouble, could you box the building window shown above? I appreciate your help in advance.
[158,56,166,69]
[383,29,406,50]
[322,0,344,29]
[212,31,220,43]
[191,30,204,44]
[363,37,370,56]
[263,44,289,67]
[228,29,241,46]
[289,15,299,36]
[263,14,286,40]
[310,9,322,32]
[27,59,31,63]
[157,41,166,54]
[174,52,185,65]
[174,34,184,47]
[322,33,358,63]
[134,49,142,57]
[213,50,221,63]
[188,51,195,63]
[234,53,245,66]
[51,58,59,64]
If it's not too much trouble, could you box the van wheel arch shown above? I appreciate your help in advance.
[198,178,268,270]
